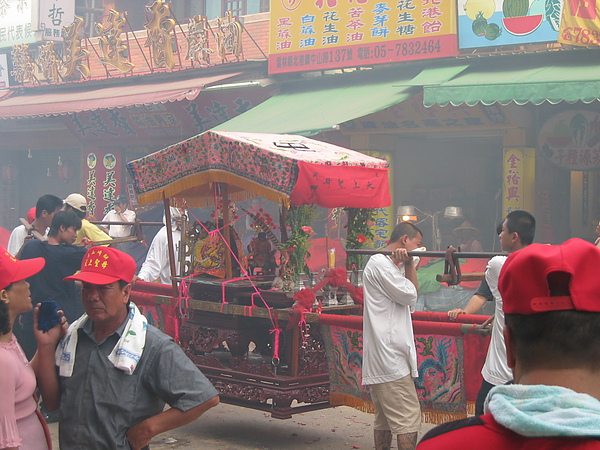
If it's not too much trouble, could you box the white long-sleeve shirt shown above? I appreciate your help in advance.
[481,255,511,386]
[137,227,181,285]
[102,209,136,238]
[362,253,419,385]
[7,224,27,256]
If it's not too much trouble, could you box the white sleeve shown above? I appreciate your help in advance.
[137,229,168,282]
[364,255,418,307]
[485,255,507,300]
[124,210,136,223]
[7,226,26,256]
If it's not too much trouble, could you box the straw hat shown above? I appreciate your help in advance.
[453,221,479,233]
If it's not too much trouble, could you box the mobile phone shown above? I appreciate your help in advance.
[38,301,61,332]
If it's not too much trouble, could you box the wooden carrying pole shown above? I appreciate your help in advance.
[219,183,233,280]
[163,193,179,296]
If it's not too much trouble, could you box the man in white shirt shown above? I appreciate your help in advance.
[362,221,423,450]
[102,195,136,238]
[447,210,536,415]
[7,194,63,256]
[136,207,183,285]
[102,195,136,254]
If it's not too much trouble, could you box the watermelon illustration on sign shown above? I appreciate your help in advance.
[501,0,544,35]
[502,14,543,34]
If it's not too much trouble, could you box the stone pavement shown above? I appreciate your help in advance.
[48,402,437,449]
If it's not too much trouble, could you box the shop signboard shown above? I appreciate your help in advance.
[39,0,75,41]
[538,110,600,171]
[269,0,458,74]
[457,0,562,48]
[63,89,271,142]
[0,0,75,48]
[0,54,9,88]
[0,0,37,48]
[558,0,600,46]
[502,147,535,216]
[84,150,122,218]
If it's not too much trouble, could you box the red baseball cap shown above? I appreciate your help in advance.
[26,207,36,224]
[499,238,600,314]
[0,248,45,290]
[64,247,136,285]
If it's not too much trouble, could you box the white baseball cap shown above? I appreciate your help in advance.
[64,193,87,213]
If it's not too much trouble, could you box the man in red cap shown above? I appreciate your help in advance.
[37,246,219,450]
[418,238,600,448]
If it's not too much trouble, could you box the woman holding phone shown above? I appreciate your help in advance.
[0,248,65,450]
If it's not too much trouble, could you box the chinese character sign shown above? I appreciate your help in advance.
[85,150,122,218]
[39,0,75,41]
[538,111,600,171]
[269,0,457,74]
[0,0,36,48]
[559,0,600,46]
[457,0,562,48]
[502,147,534,216]
[364,150,393,248]
[0,53,8,88]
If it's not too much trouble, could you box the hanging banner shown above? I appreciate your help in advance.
[502,147,535,216]
[364,150,393,249]
[269,0,458,74]
[457,0,562,48]
[558,0,600,46]
[85,150,122,218]
[538,110,600,170]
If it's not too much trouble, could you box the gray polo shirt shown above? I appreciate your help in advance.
[58,315,218,449]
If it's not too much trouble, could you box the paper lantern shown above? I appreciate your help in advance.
[57,160,74,182]
[2,163,17,181]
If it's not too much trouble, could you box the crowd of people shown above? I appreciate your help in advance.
[3,194,600,449]
[0,194,219,449]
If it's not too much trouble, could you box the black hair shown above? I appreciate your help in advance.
[118,279,129,290]
[36,194,63,219]
[64,203,86,220]
[388,221,423,245]
[496,221,503,236]
[115,195,128,206]
[505,210,536,245]
[505,310,600,372]
[0,283,13,334]
[49,210,82,236]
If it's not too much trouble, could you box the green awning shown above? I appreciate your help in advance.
[214,70,421,136]
[423,59,600,107]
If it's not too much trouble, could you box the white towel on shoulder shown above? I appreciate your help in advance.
[55,303,147,376]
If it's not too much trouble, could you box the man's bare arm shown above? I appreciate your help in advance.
[447,294,487,320]
[126,396,219,450]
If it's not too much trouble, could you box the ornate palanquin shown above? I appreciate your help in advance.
[127,130,490,420]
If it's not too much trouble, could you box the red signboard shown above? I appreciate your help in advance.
[85,149,122,218]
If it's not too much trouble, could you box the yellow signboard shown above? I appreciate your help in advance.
[364,150,393,248]
[270,0,457,74]
[502,147,535,216]
[559,0,600,46]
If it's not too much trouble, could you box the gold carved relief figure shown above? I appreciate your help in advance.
[144,0,176,70]
[96,9,134,73]
[37,41,61,82]
[11,44,36,84]
[186,15,212,66]
[215,11,243,63]
[63,16,90,79]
